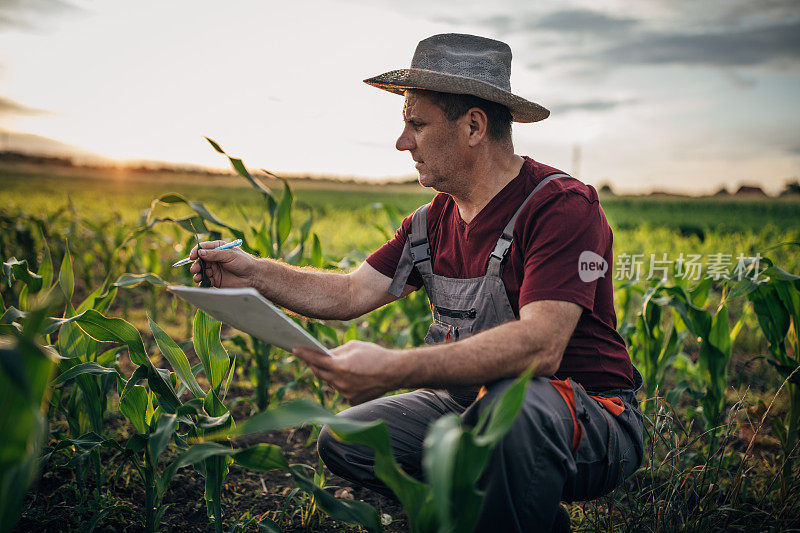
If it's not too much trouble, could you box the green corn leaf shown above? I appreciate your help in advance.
[289,464,383,532]
[93,286,118,315]
[664,287,712,337]
[201,399,427,525]
[119,365,148,402]
[423,414,463,529]
[299,214,313,245]
[203,388,228,419]
[478,369,532,446]
[774,280,800,326]
[708,304,732,357]
[276,182,293,247]
[750,285,790,349]
[39,241,54,291]
[73,310,148,366]
[222,353,236,401]
[689,278,712,308]
[148,413,178,469]
[257,516,281,533]
[53,362,119,386]
[76,373,105,434]
[233,443,290,472]
[57,318,96,361]
[3,258,43,293]
[204,137,273,198]
[159,442,237,494]
[196,412,231,431]
[763,265,800,282]
[149,316,205,399]
[73,309,181,412]
[311,233,324,268]
[0,306,25,326]
[193,311,230,392]
[148,193,241,233]
[96,345,123,367]
[119,384,149,434]
[205,136,224,153]
[59,244,74,302]
[76,283,108,314]
[422,371,532,532]
[0,335,55,530]
[727,276,760,299]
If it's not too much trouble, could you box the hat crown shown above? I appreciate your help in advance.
[409,33,512,92]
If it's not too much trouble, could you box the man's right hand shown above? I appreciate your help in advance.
[189,240,257,289]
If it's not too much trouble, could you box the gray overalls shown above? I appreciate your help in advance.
[317,173,644,532]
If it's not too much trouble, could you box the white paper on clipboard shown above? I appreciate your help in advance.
[167,286,333,356]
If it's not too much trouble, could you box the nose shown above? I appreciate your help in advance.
[396,124,415,152]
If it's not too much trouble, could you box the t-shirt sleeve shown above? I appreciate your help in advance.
[365,213,424,289]
[518,192,609,311]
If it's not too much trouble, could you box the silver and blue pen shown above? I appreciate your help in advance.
[171,238,243,267]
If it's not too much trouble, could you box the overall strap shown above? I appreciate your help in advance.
[486,173,569,277]
[388,204,432,297]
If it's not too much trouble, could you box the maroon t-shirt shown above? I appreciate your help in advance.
[366,156,634,391]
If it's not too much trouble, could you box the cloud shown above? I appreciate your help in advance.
[434,3,800,72]
[0,128,107,162]
[600,20,800,67]
[549,98,639,115]
[534,9,638,34]
[0,96,48,117]
[477,8,637,36]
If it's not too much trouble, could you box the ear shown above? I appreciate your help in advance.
[465,107,488,147]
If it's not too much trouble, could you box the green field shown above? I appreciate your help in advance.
[2,160,800,532]
[3,161,798,266]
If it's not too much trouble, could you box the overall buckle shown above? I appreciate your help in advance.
[410,239,431,264]
[490,234,513,262]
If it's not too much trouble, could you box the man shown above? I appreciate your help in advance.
[190,33,644,532]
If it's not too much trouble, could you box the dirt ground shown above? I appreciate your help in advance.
[16,422,407,532]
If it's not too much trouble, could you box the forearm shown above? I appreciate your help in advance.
[393,318,565,390]
[249,258,359,320]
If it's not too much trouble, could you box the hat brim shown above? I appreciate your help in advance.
[364,69,549,123]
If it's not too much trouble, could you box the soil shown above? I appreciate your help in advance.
[15,424,407,533]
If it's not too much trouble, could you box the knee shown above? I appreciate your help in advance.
[317,425,344,471]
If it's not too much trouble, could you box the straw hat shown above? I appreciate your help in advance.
[364,33,549,123]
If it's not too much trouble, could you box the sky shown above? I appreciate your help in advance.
[0,0,798,194]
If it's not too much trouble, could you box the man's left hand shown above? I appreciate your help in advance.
[294,341,402,405]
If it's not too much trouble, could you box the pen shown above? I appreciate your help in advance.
[172,238,243,267]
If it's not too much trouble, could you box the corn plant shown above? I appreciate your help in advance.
[0,304,58,531]
[199,138,334,411]
[626,281,689,407]
[148,310,236,532]
[46,307,221,532]
[660,280,743,453]
[735,255,800,497]
[209,368,533,533]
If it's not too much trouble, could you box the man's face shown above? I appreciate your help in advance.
[396,91,467,191]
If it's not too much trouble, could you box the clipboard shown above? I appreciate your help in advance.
[167,286,333,356]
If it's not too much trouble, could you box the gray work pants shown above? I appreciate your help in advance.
[317,377,644,532]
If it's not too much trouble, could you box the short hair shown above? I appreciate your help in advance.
[422,90,513,142]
